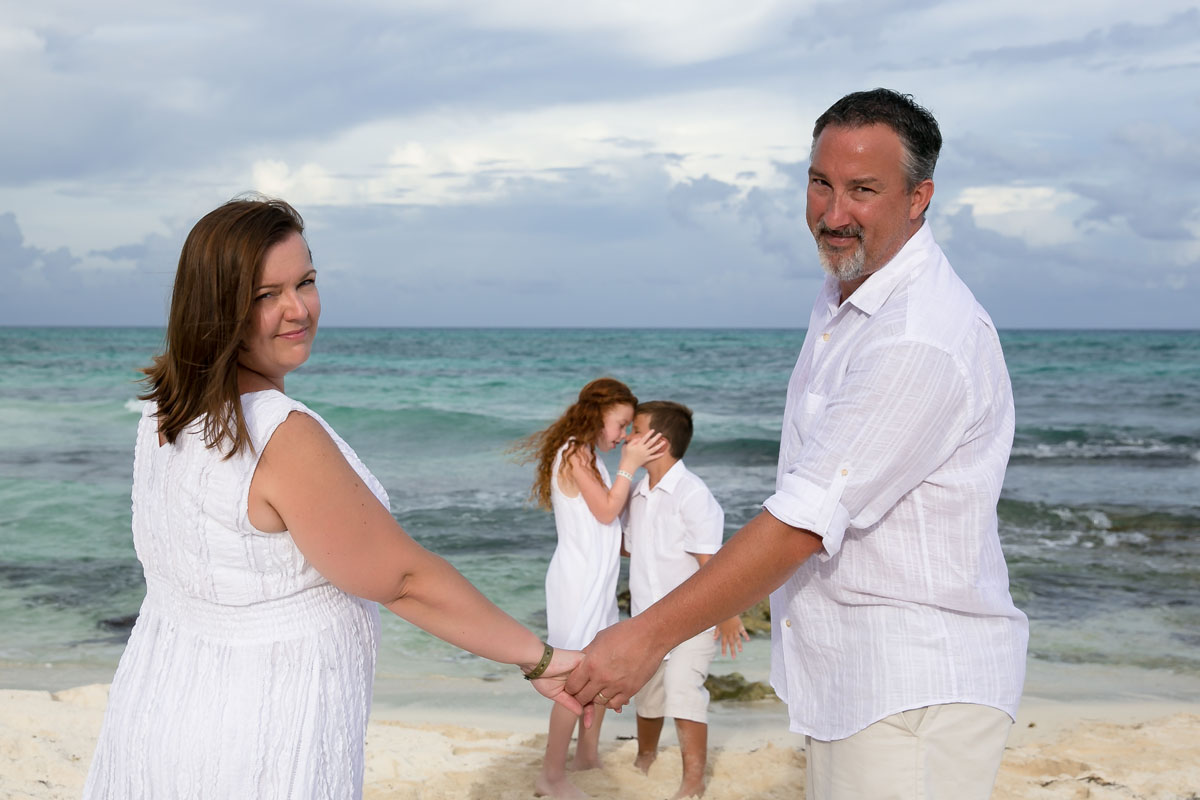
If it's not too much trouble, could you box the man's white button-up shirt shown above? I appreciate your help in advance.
[763,222,1029,741]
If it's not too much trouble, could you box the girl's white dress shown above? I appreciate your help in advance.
[544,441,620,650]
[83,390,385,800]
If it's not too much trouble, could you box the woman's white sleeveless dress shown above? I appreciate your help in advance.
[83,390,385,800]
[543,441,620,650]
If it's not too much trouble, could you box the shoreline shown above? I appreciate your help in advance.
[3,658,1198,799]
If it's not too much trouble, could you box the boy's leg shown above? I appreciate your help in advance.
[673,718,708,798]
[661,630,717,799]
[634,715,664,773]
[633,658,670,772]
[571,705,606,771]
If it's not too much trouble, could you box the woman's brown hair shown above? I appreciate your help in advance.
[140,195,305,458]
[515,378,638,510]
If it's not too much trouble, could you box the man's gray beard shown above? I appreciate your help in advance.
[816,240,866,282]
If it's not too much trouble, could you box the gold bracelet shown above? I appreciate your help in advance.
[523,642,554,680]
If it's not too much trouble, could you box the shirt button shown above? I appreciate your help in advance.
[784,619,792,628]
[821,333,830,342]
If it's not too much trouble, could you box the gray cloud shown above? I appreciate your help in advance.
[0,212,78,289]
[0,1,1196,328]
[0,212,176,324]
[934,206,1198,328]
[958,8,1200,70]
[667,175,740,226]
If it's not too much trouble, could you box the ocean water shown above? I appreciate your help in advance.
[0,327,1197,697]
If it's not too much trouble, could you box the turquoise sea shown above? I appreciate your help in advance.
[1,327,1198,701]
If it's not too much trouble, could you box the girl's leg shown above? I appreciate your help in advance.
[536,704,588,798]
[570,705,606,771]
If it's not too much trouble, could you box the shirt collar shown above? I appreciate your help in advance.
[826,221,935,317]
[636,459,686,496]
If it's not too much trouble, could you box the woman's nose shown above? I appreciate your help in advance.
[282,290,309,320]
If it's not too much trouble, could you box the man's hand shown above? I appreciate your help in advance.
[714,616,750,658]
[567,512,821,711]
[565,617,669,710]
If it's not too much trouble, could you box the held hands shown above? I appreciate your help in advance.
[529,647,594,724]
[565,617,666,713]
[715,616,750,658]
[619,429,668,471]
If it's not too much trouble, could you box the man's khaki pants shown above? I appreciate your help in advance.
[804,703,1012,800]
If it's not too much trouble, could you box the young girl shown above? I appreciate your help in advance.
[520,377,665,799]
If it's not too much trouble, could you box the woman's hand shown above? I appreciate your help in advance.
[619,429,668,470]
[530,647,594,723]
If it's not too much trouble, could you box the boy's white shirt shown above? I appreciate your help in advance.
[622,460,724,626]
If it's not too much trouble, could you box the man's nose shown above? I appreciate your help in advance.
[822,191,853,229]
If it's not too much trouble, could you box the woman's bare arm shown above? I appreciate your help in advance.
[251,412,584,711]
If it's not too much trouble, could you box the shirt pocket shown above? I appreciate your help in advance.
[798,390,827,441]
[782,390,827,467]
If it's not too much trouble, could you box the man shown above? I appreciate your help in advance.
[566,88,1029,800]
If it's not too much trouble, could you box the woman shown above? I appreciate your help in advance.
[83,195,582,799]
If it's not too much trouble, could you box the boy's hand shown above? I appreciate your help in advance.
[714,616,749,658]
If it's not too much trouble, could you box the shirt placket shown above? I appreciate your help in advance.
[646,491,665,604]
[811,299,848,382]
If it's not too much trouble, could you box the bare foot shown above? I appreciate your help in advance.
[568,755,604,771]
[633,751,656,774]
[671,778,706,799]
[534,773,589,799]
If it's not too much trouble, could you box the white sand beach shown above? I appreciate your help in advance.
[3,659,1199,800]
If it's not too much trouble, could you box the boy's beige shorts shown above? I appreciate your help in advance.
[633,629,717,723]
[804,702,1012,800]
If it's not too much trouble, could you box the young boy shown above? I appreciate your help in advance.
[622,401,748,799]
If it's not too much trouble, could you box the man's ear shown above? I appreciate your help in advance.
[909,179,934,220]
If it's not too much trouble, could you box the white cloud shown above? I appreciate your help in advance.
[0,25,45,58]
[0,0,1196,327]
[1164,273,1187,291]
[946,186,1086,247]
[250,160,341,207]
[402,0,791,65]
[233,88,805,209]
[953,186,1069,216]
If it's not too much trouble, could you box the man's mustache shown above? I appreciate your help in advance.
[815,221,864,240]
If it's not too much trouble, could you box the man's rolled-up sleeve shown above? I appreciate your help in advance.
[764,338,969,559]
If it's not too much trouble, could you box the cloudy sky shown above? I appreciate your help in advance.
[1,1,1197,328]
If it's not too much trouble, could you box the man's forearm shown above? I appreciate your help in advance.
[568,511,822,706]
[635,510,823,650]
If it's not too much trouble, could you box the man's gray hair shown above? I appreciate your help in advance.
[812,89,942,195]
